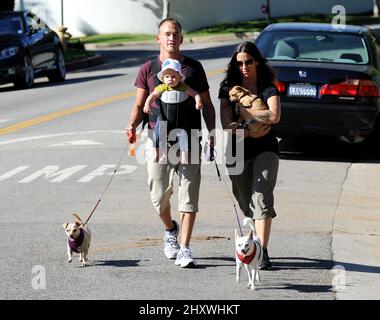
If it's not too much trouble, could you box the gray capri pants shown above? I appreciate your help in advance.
[229,152,279,219]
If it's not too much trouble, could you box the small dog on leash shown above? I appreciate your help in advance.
[235,217,263,290]
[62,214,91,266]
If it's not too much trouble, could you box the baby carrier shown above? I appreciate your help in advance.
[144,57,202,151]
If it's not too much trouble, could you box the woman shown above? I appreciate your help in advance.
[219,41,281,270]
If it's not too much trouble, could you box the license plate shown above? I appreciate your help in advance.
[288,83,317,97]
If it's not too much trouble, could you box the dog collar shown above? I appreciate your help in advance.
[236,243,257,264]
[68,228,85,253]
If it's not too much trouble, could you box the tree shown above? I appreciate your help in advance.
[0,0,15,11]
[374,0,380,17]
[163,0,170,19]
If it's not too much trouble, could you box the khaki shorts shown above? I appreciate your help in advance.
[146,141,201,214]
[228,152,279,220]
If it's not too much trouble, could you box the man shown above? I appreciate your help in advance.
[125,18,215,268]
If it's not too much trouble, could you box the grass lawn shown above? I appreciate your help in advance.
[66,12,380,50]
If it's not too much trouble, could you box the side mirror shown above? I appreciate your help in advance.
[27,25,33,35]
[27,25,37,35]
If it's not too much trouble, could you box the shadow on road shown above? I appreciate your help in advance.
[82,42,238,73]
[195,256,235,269]
[91,259,140,267]
[279,138,380,164]
[271,256,380,274]
[0,73,125,93]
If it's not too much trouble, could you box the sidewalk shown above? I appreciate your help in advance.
[332,163,380,299]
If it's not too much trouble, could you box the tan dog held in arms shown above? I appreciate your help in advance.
[62,214,91,266]
[229,85,268,135]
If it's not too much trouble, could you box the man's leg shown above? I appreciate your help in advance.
[179,212,196,247]
[147,142,179,259]
[175,159,200,268]
[160,204,175,230]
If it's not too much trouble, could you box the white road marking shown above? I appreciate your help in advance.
[0,164,138,183]
[0,130,124,146]
[78,165,117,183]
[0,166,30,181]
[49,139,104,147]
[0,119,13,124]
[19,165,88,183]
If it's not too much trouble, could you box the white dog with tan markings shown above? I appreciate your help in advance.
[235,217,263,290]
[62,214,91,266]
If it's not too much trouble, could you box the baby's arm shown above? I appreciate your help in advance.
[144,88,162,113]
[185,86,203,110]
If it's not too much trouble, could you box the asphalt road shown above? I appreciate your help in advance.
[0,40,379,301]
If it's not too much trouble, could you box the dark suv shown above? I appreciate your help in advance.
[0,10,66,89]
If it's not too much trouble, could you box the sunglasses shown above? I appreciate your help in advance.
[236,58,255,67]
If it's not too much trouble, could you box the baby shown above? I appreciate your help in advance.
[144,58,203,164]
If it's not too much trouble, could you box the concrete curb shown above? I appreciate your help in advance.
[66,53,105,72]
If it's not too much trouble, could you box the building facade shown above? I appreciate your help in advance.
[15,0,374,37]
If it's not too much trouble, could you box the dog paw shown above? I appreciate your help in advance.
[67,259,72,263]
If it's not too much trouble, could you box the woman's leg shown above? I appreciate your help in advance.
[252,152,279,269]
[229,160,254,218]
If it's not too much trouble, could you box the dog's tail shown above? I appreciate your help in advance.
[243,217,257,235]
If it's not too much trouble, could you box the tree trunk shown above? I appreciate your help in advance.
[266,0,271,24]
[374,0,380,17]
[0,0,15,11]
[163,0,170,19]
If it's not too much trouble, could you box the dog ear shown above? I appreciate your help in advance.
[62,222,68,230]
[248,229,253,240]
[72,213,83,224]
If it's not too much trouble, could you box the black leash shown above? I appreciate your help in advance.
[207,145,243,236]
[83,143,129,226]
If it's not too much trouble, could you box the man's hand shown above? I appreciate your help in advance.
[125,125,136,144]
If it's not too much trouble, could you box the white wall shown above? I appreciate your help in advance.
[15,0,374,37]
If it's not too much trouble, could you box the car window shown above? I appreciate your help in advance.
[0,16,23,34]
[26,13,47,30]
[259,31,369,64]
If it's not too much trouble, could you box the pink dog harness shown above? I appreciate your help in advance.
[236,243,258,264]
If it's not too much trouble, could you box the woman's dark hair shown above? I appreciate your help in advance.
[220,41,276,92]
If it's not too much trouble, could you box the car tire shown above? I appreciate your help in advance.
[14,55,34,89]
[47,48,66,83]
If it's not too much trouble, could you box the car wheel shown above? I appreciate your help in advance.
[14,55,34,89]
[48,48,66,83]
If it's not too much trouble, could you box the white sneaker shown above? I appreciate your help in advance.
[175,247,196,268]
[163,221,179,259]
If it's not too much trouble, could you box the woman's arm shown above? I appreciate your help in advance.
[238,95,281,124]
[220,98,249,138]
